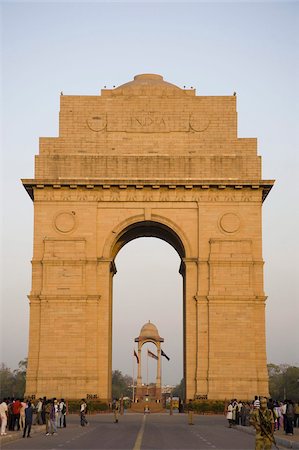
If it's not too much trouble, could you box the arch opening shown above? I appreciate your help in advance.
[111,220,186,261]
[111,222,186,400]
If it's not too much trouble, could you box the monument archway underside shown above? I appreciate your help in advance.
[23,74,274,401]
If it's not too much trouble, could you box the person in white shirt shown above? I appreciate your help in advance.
[54,399,59,429]
[80,399,88,427]
[226,400,233,428]
[281,400,287,431]
[0,399,8,436]
[19,400,27,430]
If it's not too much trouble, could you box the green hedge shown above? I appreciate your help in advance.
[187,400,225,414]
[67,400,109,414]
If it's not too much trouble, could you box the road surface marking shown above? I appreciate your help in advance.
[133,415,146,450]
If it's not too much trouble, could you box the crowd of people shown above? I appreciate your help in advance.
[226,396,299,435]
[1,394,298,443]
[226,397,298,450]
[0,397,67,437]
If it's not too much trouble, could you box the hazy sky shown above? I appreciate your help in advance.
[1,1,298,386]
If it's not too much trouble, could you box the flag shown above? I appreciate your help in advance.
[161,349,170,361]
[148,349,158,360]
[134,350,139,364]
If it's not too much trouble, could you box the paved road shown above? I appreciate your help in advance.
[1,413,264,450]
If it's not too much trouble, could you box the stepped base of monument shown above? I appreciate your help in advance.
[129,401,165,413]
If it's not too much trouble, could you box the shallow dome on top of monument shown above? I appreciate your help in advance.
[135,320,164,342]
[114,73,185,96]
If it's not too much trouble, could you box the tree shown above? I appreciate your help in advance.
[268,364,299,401]
[0,359,27,398]
[0,363,15,398]
[13,358,27,398]
[172,378,184,399]
[112,370,133,399]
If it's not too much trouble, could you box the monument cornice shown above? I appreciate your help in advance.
[22,178,274,202]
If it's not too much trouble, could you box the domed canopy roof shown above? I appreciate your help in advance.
[118,73,180,89]
[114,74,183,97]
[135,321,164,342]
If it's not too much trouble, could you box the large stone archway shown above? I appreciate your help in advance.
[23,74,274,401]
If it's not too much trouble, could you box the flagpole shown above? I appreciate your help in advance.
[132,349,135,403]
[160,349,162,401]
[147,348,149,395]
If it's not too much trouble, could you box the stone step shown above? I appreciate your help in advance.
[130,401,165,413]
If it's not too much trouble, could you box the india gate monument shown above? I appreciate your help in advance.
[22,73,274,401]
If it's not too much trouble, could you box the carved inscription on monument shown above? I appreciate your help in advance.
[107,111,190,132]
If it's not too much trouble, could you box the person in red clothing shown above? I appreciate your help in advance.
[12,398,22,431]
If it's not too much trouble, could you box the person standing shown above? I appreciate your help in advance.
[273,401,281,431]
[41,397,47,424]
[232,399,238,425]
[35,398,43,425]
[0,398,8,436]
[285,400,294,435]
[113,399,120,423]
[23,401,33,438]
[54,399,59,429]
[245,402,251,426]
[80,399,88,427]
[237,401,243,425]
[240,402,246,426]
[50,399,57,435]
[7,399,14,431]
[19,400,26,431]
[59,399,66,428]
[281,400,287,431]
[226,400,233,428]
[12,398,22,431]
[250,397,275,450]
[45,400,54,436]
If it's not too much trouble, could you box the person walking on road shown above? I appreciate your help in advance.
[187,399,194,425]
[250,397,275,450]
[113,399,120,423]
[80,399,88,427]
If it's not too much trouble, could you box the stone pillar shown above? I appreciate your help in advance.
[25,295,41,397]
[194,294,209,397]
[96,258,114,402]
[137,345,142,387]
[184,258,199,400]
[156,343,161,388]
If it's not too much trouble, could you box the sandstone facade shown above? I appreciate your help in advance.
[23,74,274,401]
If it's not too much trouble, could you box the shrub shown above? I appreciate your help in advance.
[67,400,109,414]
[187,400,225,414]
